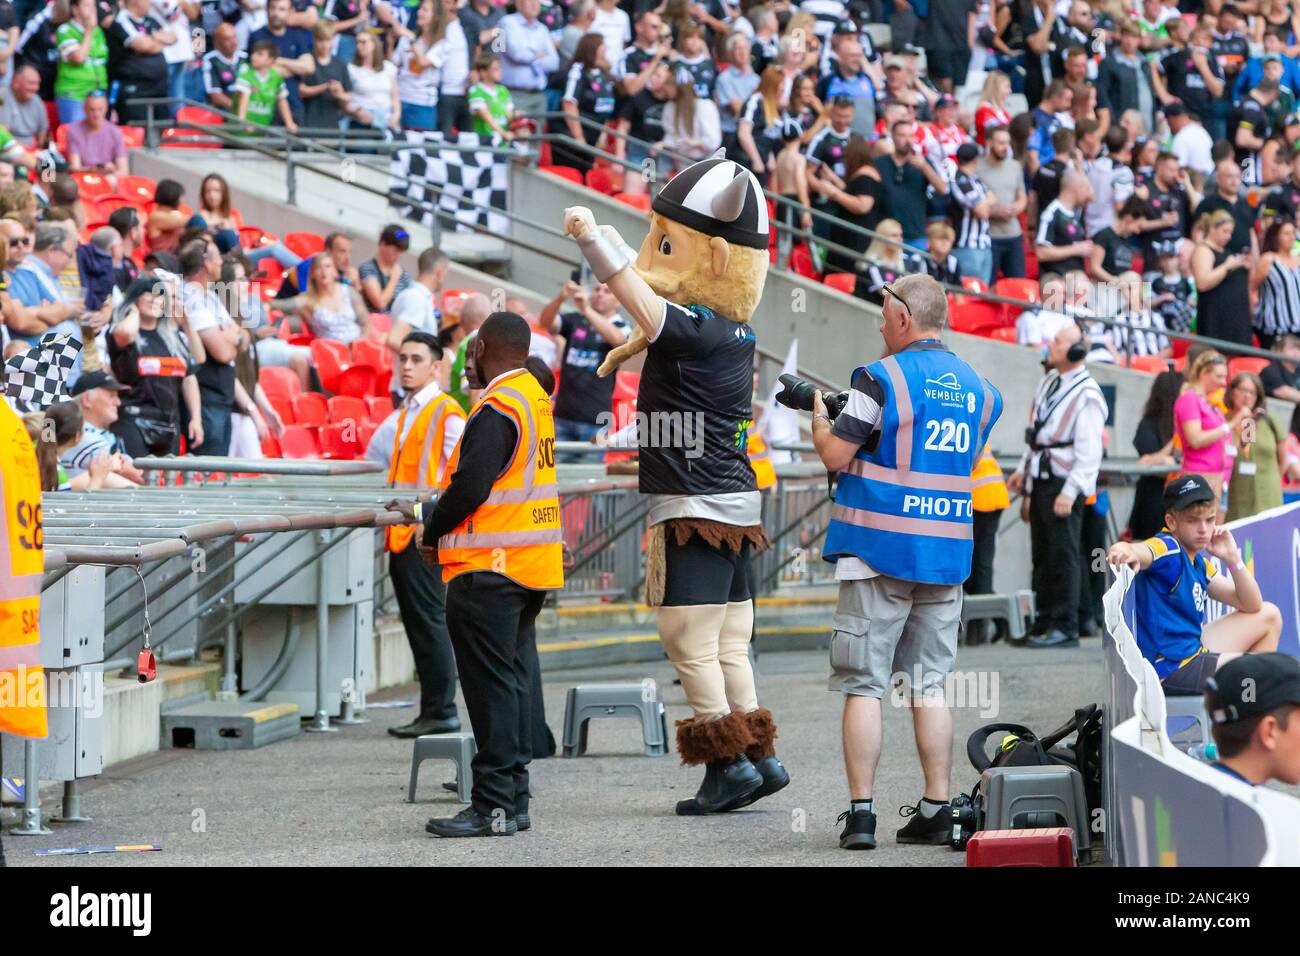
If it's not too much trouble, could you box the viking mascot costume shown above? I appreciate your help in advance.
[564,153,790,815]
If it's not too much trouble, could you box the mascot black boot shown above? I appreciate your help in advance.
[674,711,762,815]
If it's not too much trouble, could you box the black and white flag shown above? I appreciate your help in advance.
[388,131,509,236]
[4,332,81,412]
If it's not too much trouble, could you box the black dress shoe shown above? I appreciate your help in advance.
[1025,629,1079,649]
[388,716,462,738]
[675,756,764,815]
[728,755,791,808]
[426,806,515,837]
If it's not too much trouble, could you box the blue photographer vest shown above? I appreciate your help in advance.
[823,341,1003,585]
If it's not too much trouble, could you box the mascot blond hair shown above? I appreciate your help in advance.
[564,153,789,815]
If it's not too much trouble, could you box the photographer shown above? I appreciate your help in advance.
[806,273,1002,851]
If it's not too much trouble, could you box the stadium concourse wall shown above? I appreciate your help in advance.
[1102,502,1300,867]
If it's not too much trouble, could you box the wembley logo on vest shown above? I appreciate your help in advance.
[924,371,975,413]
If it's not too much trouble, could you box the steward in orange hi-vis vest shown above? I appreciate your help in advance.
[0,399,48,739]
[437,368,564,590]
[386,390,466,554]
[746,429,776,491]
[970,444,1009,512]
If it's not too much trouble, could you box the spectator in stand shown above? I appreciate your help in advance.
[346,29,400,134]
[554,34,616,175]
[392,0,444,133]
[106,0,175,126]
[108,206,143,290]
[1166,98,1215,178]
[236,39,299,134]
[250,0,314,123]
[973,70,1012,146]
[1193,209,1253,348]
[559,0,596,68]
[0,66,49,149]
[591,0,630,68]
[1251,221,1300,350]
[1035,168,1092,276]
[1030,127,1074,218]
[54,0,108,125]
[1154,20,1223,126]
[323,0,368,63]
[181,237,246,456]
[432,0,469,136]
[1016,272,1072,349]
[922,0,976,94]
[539,277,629,458]
[9,223,90,387]
[816,135,881,274]
[0,2,14,91]
[77,225,118,312]
[499,0,559,121]
[714,31,757,162]
[468,52,516,141]
[615,59,672,192]
[977,125,1027,282]
[147,178,191,255]
[615,9,667,99]
[220,254,282,457]
[299,250,371,343]
[385,245,448,402]
[814,38,875,138]
[1090,196,1143,284]
[738,66,785,185]
[1225,370,1286,522]
[1110,270,1169,362]
[946,141,994,284]
[202,22,246,113]
[107,273,203,456]
[1127,369,1182,541]
[671,24,717,102]
[1260,334,1300,403]
[923,222,961,286]
[853,218,918,305]
[1027,79,1072,172]
[194,174,298,272]
[151,0,198,119]
[1176,349,1241,510]
[460,0,504,65]
[873,118,948,251]
[62,370,144,486]
[298,20,352,132]
[658,77,721,168]
[359,223,411,314]
[1194,157,1257,259]
[1095,20,1156,133]
[64,92,126,178]
[786,74,825,144]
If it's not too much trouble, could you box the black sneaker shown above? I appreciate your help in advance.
[837,808,877,850]
[896,802,952,845]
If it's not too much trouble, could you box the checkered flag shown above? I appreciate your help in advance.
[4,332,81,412]
[389,131,508,235]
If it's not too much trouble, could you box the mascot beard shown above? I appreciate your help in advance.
[564,155,788,816]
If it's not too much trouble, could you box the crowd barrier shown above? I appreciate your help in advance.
[1101,500,1300,866]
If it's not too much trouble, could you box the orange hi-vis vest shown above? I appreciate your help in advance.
[437,368,565,590]
[0,400,47,738]
[747,429,776,490]
[386,390,466,553]
[971,444,1010,512]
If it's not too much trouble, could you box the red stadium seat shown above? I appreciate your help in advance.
[309,338,351,392]
[159,127,208,148]
[239,225,278,249]
[279,425,320,459]
[71,172,113,198]
[788,243,820,280]
[177,106,224,127]
[292,392,329,428]
[335,363,377,399]
[259,366,302,399]
[260,433,282,458]
[319,423,364,459]
[442,288,475,315]
[366,395,393,421]
[1228,357,1270,378]
[539,165,583,184]
[1127,355,1167,374]
[824,273,855,295]
[351,338,391,374]
[993,277,1040,326]
[1171,335,1190,360]
[962,277,990,296]
[328,395,369,426]
[357,421,377,453]
[584,166,618,195]
[368,312,391,338]
[121,126,145,148]
[117,175,157,205]
[54,124,69,154]
[283,231,325,259]
[267,393,296,427]
[613,192,651,212]
[948,299,1002,334]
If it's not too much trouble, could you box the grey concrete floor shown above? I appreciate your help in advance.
[7,641,1104,866]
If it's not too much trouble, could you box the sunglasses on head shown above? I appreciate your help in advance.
[882,283,911,317]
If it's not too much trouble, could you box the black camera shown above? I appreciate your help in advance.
[774,374,850,420]
[949,792,983,850]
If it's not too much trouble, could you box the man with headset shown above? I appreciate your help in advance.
[1006,323,1107,649]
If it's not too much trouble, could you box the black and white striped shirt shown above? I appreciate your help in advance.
[799,0,848,40]
[950,170,992,250]
[1255,257,1300,338]
[1113,310,1169,358]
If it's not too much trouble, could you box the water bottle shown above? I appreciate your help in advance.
[1187,742,1218,762]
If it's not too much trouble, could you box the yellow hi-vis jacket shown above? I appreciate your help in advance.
[0,400,47,738]
[747,429,777,490]
[437,368,565,590]
[386,390,466,553]
[971,444,1010,512]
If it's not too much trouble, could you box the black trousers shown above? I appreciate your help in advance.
[388,544,458,721]
[1029,477,1083,638]
[965,508,1002,596]
[1078,501,1108,631]
[446,571,549,817]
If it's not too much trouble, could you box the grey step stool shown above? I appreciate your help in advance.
[981,764,1091,856]
[408,733,476,804]
[1164,692,1213,746]
[562,683,669,757]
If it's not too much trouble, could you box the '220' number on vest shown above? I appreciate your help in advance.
[14,499,42,550]
[923,419,970,454]
[536,437,556,470]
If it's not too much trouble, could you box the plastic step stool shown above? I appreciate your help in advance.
[967,827,1077,867]
[562,683,668,757]
[981,764,1091,854]
[408,733,476,804]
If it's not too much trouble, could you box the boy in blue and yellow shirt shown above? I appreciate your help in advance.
[1107,473,1281,693]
